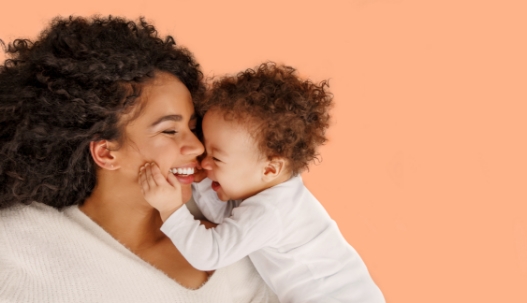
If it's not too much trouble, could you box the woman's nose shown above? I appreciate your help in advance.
[181,131,205,156]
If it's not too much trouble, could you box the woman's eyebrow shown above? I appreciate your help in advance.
[150,114,196,127]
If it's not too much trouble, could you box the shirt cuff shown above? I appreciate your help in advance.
[160,204,193,235]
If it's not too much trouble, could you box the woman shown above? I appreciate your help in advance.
[0,16,278,302]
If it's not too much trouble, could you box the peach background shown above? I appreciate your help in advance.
[2,0,526,302]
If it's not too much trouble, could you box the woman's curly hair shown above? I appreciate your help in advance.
[0,16,204,209]
[198,62,333,175]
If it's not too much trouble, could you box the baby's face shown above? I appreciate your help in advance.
[200,109,268,201]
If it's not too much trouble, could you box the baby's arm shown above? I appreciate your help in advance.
[161,199,281,271]
[192,178,239,224]
[139,163,183,221]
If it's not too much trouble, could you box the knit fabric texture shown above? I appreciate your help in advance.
[0,202,278,303]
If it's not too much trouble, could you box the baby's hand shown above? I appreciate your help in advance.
[193,153,208,183]
[139,163,183,221]
[193,161,208,183]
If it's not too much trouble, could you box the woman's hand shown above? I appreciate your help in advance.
[139,163,183,221]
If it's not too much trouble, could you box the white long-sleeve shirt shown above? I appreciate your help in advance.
[161,176,385,303]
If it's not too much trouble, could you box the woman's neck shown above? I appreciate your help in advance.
[80,173,166,251]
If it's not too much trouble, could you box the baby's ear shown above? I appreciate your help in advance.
[262,157,287,182]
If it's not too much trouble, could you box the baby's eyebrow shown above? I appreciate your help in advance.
[211,146,227,156]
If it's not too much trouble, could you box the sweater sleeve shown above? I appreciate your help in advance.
[191,178,239,224]
[0,213,12,292]
[161,200,282,271]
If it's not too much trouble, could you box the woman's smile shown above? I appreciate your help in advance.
[171,165,198,184]
[117,72,204,202]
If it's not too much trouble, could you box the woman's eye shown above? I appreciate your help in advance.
[162,130,177,135]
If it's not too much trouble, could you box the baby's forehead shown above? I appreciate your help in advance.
[203,110,264,151]
[204,108,259,131]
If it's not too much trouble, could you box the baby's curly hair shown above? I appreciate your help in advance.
[0,16,204,209]
[198,62,333,175]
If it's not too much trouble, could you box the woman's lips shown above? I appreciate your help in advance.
[211,181,221,192]
[170,165,197,185]
[174,174,195,185]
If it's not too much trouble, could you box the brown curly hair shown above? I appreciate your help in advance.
[0,16,204,209]
[198,62,333,175]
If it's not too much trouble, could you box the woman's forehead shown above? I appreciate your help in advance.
[126,72,194,126]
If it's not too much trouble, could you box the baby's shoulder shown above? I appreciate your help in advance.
[251,176,318,208]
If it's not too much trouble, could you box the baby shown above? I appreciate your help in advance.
[139,63,385,303]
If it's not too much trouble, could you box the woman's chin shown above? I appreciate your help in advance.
[181,184,193,203]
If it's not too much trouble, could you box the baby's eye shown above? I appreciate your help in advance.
[162,130,177,135]
[212,157,221,162]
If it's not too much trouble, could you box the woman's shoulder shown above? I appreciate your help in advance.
[0,202,65,229]
[2,201,59,213]
[0,202,80,243]
[0,202,78,256]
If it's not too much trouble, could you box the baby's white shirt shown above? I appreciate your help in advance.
[161,176,385,303]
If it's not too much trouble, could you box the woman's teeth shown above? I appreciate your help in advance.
[171,167,195,176]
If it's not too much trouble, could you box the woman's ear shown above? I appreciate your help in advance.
[262,157,287,182]
[89,140,120,170]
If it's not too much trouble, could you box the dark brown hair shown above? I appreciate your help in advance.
[198,62,333,175]
[0,16,204,209]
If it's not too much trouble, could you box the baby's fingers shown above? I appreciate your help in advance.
[139,166,149,193]
[150,163,170,186]
[166,171,181,190]
[145,163,157,189]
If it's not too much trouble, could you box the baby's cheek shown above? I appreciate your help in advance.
[217,190,231,202]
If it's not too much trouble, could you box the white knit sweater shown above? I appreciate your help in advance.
[0,202,279,303]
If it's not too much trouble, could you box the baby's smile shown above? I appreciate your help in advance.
[211,180,222,192]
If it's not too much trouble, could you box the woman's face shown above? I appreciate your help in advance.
[114,71,204,202]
